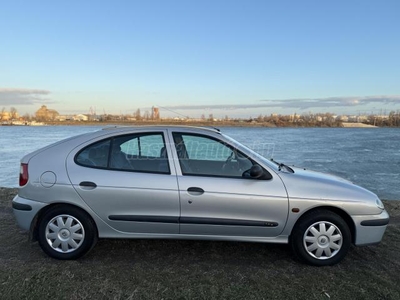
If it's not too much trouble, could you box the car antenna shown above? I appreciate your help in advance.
[156,105,190,120]
[209,126,220,132]
[155,104,220,131]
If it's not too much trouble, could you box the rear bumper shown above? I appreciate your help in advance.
[352,210,390,246]
[12,195,47,231]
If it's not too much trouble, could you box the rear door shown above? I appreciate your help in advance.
[169,130,289,238]
[66,130,180,234]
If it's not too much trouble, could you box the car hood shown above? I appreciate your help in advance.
[289,166,353,184]
[277,166,378,203]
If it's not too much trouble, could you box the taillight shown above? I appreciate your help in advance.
[19,163,29,186]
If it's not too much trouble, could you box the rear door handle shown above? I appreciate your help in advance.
[79,181,97,188]
[187,187,204,195]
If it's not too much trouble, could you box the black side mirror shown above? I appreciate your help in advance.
[250,164,264,179]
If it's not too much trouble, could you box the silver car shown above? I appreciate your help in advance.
[12,126,389,266]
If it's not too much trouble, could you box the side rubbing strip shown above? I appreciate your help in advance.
[180,217,278,227]
[12,202,32,211]
[109,215,179,223]
[108,215,278,227]
[360,219,389,226]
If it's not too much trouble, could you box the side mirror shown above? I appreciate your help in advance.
[250,164,264,179]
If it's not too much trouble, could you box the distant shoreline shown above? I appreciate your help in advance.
[341,122,378,128]
[6,120,384,128]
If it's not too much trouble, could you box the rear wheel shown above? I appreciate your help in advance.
[291,210,351,266]
[37,206,98,260]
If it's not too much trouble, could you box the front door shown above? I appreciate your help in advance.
[170,131,288,237]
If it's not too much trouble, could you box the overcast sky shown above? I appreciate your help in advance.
[1,0,399,117]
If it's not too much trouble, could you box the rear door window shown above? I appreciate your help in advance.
[75,132,169,174]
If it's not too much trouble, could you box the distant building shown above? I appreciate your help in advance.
[0,110,19,121]
[152,106,160,120]
[289,114,300,121]
[375,115,389,119]
[56,115,66,121]
[73,114,89,121]
[35,105,59,121]
[338,115,349,122]
[1,111,11,121]
[357,115,368,122]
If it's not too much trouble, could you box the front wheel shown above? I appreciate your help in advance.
[290,210,351,266]
[37,205,98,260]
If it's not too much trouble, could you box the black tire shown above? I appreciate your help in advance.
[37,205,98,260]
[290,210,351,266]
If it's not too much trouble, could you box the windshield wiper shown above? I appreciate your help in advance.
[270,159,294,173]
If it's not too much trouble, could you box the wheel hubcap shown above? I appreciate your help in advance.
[303,221,343,260]
[59,229,70,239]
[45,215,85,253]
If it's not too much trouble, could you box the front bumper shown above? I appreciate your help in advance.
[12,195,47,231]
[352,209,390,246]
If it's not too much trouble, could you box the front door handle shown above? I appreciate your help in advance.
[187,187,204,195]
[79,181,97,188]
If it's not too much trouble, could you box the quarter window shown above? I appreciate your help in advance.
[76,139,110,168]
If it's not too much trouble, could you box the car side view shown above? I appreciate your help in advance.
[12,126,389,266]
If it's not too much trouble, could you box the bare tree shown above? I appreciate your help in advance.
[0,107,5,121]
[10,107,18,120]
[135,109,142,120]
[23,113,32,121]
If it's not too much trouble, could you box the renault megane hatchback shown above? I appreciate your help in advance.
[12,126,389,266]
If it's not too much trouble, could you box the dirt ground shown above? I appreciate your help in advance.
[1,187,399,299]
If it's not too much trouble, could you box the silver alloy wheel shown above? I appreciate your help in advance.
[45,214,85,253]
[303,221,343,260]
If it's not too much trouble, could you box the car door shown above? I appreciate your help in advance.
[66,130,180,234]
[169,130,289,238]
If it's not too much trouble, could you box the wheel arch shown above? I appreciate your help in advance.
[290,206,356,244]
[30,203,98,242]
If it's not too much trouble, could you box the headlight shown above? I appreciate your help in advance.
[375,199,384,210]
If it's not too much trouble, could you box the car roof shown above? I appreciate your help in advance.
[21,126,222,164]
[100,125,221,134]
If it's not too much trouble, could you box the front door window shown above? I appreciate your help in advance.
[172,133,253,178]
